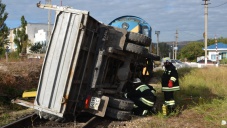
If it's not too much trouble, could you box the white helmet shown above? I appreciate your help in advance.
[133,78,141,83]
[163,57,171,63]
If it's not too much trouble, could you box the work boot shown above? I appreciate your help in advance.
[168,105,176,113]
[150,107,158,115]
[132,108,148,116]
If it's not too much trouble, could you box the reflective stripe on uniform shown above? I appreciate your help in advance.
[142,110,148,115]
[151,90,156,96]
[170,77,176,82]
[140,97,154,107]
[133,104,138,108]
[135,85,150,92]
[162,86,180,91]
[165,100,175,106]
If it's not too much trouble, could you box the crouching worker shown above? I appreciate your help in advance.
[124,78,157,116]
[161,58,180,115]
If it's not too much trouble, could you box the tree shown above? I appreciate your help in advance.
[179,41,204,61]
[13,16,29,54]
[158,42,171,58]
[207,37,227,44]
[0,0,9,55]
[29,42,42,53]
[218,37,227,44]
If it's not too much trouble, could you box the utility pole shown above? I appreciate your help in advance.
[175,30,178,59]
[172,42,175,59]
[46,0,52,47]
[155,31,160,56]
[202,0,210,65]
[215,35,219,65]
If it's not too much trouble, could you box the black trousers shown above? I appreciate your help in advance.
[164,91,174,101]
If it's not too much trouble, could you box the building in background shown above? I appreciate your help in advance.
[8,29,16,52]
[197,42,227,62]
[206,42,227,62]
[8,23,53,53]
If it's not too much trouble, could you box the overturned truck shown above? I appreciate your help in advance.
[13,3,159,121]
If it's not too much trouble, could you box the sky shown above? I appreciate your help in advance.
[2,0,227,43]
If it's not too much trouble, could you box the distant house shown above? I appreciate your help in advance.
[204,42,227,62]
[8,23,53,53]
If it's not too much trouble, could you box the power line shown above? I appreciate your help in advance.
[209,1,227,8]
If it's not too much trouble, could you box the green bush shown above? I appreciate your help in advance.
[219,58,227,64]
[8,51,19,61]
[0,47,5,59]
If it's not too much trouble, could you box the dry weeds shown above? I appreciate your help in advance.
[0,61,226,127]
[0,59,42,98]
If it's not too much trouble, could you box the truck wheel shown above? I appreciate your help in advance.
[105,107,131,121]
[125,43,148,55]
[126,32,151,46]
[108,97,134,111]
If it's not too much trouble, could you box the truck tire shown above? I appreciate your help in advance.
[108,97,134,111]
[126,32,151,46]
[125,42,148,55]
[105,107,131,121]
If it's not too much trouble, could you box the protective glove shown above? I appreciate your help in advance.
[168,80,173,88]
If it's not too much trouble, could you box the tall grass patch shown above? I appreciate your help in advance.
[193,97,227,127]
[179,67,227,99]
[151,66,227,127]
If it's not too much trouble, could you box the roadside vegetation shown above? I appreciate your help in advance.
[0,61,227,127]
[0,0,226,127]
[0,60,42,126]
[146,66,227,128]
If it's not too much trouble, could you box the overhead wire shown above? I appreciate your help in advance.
[209,1,227,8]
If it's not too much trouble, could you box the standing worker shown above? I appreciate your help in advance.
[161,58,180,115]
[143,57,154,82]
[124,78,157,116]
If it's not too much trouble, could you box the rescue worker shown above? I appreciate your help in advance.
[143,57,153,83]
[124,78,157,116]
[161,58,180,114]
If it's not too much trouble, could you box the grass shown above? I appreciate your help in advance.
[1,62,227,127]
[0,105,34,126]
[147,66,227,128]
